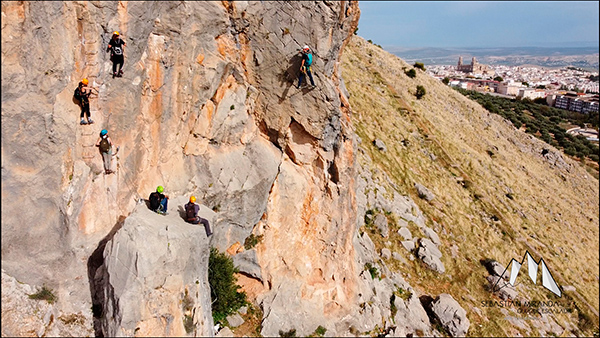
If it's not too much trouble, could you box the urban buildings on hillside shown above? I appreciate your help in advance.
[457,56,495,77]
[427,61,599,114]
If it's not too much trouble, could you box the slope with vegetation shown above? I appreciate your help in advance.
[455,88,599,173]
[343,36,599,337]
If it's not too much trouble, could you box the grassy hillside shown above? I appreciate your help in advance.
[342,36,599,337]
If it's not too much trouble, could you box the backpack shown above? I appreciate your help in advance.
[99,136,110,153]
[305,53,313,66]
[185,203,197,221]
[74,87,83,102]
[149,192,161,211]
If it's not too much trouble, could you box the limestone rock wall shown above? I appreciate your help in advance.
[2,1,361,336]
[97,197,214,337]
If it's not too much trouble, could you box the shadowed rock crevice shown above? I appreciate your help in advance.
[87,215,127,337]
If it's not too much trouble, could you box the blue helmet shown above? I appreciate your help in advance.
[100,129,108,136]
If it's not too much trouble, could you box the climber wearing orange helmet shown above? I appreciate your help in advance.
[74,78,95,125]
[184,195,212,236]
[107,31,126,78]
[297,45,316,89]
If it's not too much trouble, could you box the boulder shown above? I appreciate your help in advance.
[381,248,391,260]
[417,239,445,274]
[373,213,389,238]
[431,294,470,337]
[486,275,517,300]
[216,327,234,337]
[421,227,440,245]
[398,227,412,241]
[232,249,262,282]
[401,241,415,252]
[226,313,244,328]
[484,260,507,279]
[373,139,387,152]
[415,183,435,201]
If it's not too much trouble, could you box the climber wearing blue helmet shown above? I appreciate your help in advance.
[95,129,114,174]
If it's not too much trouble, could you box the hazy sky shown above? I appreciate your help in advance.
[357,1,600,48]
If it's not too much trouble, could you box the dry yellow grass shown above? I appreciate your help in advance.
[342,36,599,336]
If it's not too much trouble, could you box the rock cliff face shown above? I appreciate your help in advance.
[2,1,365,336]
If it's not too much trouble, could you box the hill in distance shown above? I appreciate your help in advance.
[383,46,600,70]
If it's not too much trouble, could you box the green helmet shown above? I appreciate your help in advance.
[156,186,164,193]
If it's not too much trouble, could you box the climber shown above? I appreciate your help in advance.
[184,196,213,236]
[149,186,169,215]
[74,78,95,125]
[107,31,126,78]
[297,45,316,89]
[95,129,114,174]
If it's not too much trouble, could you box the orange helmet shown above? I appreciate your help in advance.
[113,31,120,36]
[81,78,89,85]
[190,196,196,203]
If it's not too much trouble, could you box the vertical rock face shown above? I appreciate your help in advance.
[97,199,213,336]
[2,0,361,336]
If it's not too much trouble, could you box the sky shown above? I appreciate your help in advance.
[357,1,600,48]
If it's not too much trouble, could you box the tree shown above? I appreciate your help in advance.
[442,77,450,85]
[493,76,503,82]
[415,85,426,99]
[536,85,546,89]
[533,97,547,105]
[413,62,426,71]
[523,82,529,87]
[209,248,247,324]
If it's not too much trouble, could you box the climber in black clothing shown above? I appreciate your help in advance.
[107,31,126,78]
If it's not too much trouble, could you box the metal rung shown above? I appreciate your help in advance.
[82,144,95,148]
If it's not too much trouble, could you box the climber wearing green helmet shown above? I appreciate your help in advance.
[95,129,114,174]
[149,185,169,215]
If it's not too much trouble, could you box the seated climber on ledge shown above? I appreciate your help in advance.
[185,196,212,236]
[149,186,169,215]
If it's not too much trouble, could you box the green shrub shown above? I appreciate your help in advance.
[209,248,247,324]
[28,285,57,304]
[442,77,450,85]
[394,287,412,301]
[415,85,426,99]
[364,262,379,279]
[413,62,426,71]
[309,325,327,337]
[244,234,264,250]
[405,68,416,78]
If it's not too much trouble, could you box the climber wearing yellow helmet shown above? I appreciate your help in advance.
[149,186,169,215]
[107,31,126,78]
[185,195,212,236]
[74,78,95,125]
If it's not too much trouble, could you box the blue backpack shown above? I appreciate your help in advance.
[305,53,313,66]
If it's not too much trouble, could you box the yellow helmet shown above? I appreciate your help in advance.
[113,31,120,36]
[82,78,89,85]
[190,196,196,203]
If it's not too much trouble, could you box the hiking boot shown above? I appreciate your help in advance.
[80,118,87,125]
[118,69,123,76]
[113,72,117,78]
[87,118,94,124]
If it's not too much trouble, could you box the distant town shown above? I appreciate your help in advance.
[426,57,599,116]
